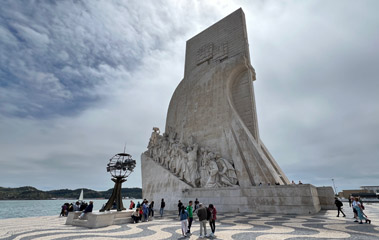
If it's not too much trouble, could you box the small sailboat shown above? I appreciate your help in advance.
[78,189,84,201]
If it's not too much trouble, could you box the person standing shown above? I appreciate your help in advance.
[196,203,208,238]
[352,197,359,222]
[178,200,183,216]
[139,207,143,220]
[348,196,352,207]
[179,206,189,237]
[208,204,217,237]
[186,201,194,234]
[334,197,346,217]
[195,198,199,210]
[142,201,149,222]
[129,200,135,210]
[160,198,165,217]
[60,204,67,217]
[149,201,155,218]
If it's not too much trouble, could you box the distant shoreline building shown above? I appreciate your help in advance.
[338,186,379,199]
[360,186,379,193]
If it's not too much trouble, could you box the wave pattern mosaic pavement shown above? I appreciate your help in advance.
[1,204,378,239]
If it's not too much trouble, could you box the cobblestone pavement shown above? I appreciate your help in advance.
[1,204,378,240]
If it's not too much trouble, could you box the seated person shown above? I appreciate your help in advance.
[79,201,93,219]
[73,201,81,211]
[131,208,141,223]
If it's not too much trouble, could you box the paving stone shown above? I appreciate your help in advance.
[0,205,378,239]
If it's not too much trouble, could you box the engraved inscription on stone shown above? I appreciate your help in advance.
[214,41,228,61]
[197,43,214,65]
[197,42,228,65]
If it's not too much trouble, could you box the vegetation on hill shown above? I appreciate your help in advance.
[0,186,142,200]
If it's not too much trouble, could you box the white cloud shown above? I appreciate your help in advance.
[0,0,378,193]
[11,22,50,48]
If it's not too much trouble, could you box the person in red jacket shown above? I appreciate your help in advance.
[129,200,135,210]
[208,204,217,237]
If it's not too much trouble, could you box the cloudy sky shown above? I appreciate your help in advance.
[1,0,378,193]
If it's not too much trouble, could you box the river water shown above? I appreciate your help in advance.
[0,199,143,219]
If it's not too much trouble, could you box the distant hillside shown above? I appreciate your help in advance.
[0,186,51,200]
[0,186,142,200]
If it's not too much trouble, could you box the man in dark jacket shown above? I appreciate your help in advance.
[196,203,208,238]
[178,200,183,216]
[79,201,93,219]
[160,198,165,217]
[335,197,346,217]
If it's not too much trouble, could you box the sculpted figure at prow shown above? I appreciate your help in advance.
[145,128,239,188]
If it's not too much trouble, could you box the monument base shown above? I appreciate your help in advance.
[66,210,133,228]
[142,154,335,214]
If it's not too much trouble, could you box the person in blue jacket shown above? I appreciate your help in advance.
[179,206,189,237]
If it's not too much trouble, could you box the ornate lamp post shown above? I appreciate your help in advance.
[332,178,337,195]
[100,152,136,212]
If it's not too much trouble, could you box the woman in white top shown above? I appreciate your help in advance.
[351,198,358,222]
[353,197,371,224]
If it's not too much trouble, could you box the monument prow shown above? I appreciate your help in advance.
[141,8,334,214]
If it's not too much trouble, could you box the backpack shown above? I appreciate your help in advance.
[206,207,211,220]
[132,202,135,208]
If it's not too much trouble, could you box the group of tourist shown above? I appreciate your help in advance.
[335,196,371,224]
[178,198,217,238]
[59,201,93,219]
[130,197,217,238]
[291,180,303,184]
[349,196,371,224]
[62,195,373,238]
[60,201,90,217]
[131,198,163,223]
[256,180,302,186]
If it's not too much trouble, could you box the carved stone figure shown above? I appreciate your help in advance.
[175,144,187,179]
[187,144,200,187]
[167,126,177,143]
[204,160,221,188]
[161,138,170,168]
[215,154,237,187]
[148,127,160,147]
[148,127,160,158]
[169,142,179,172]
[199,147,210,187]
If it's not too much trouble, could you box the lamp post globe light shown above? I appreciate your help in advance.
[100,152,136,212]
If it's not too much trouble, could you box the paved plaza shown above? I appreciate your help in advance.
[1,204,378,240]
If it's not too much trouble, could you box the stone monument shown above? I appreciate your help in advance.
[141,8,334,214]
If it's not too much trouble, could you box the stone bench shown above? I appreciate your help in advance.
[66,210,134,228]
